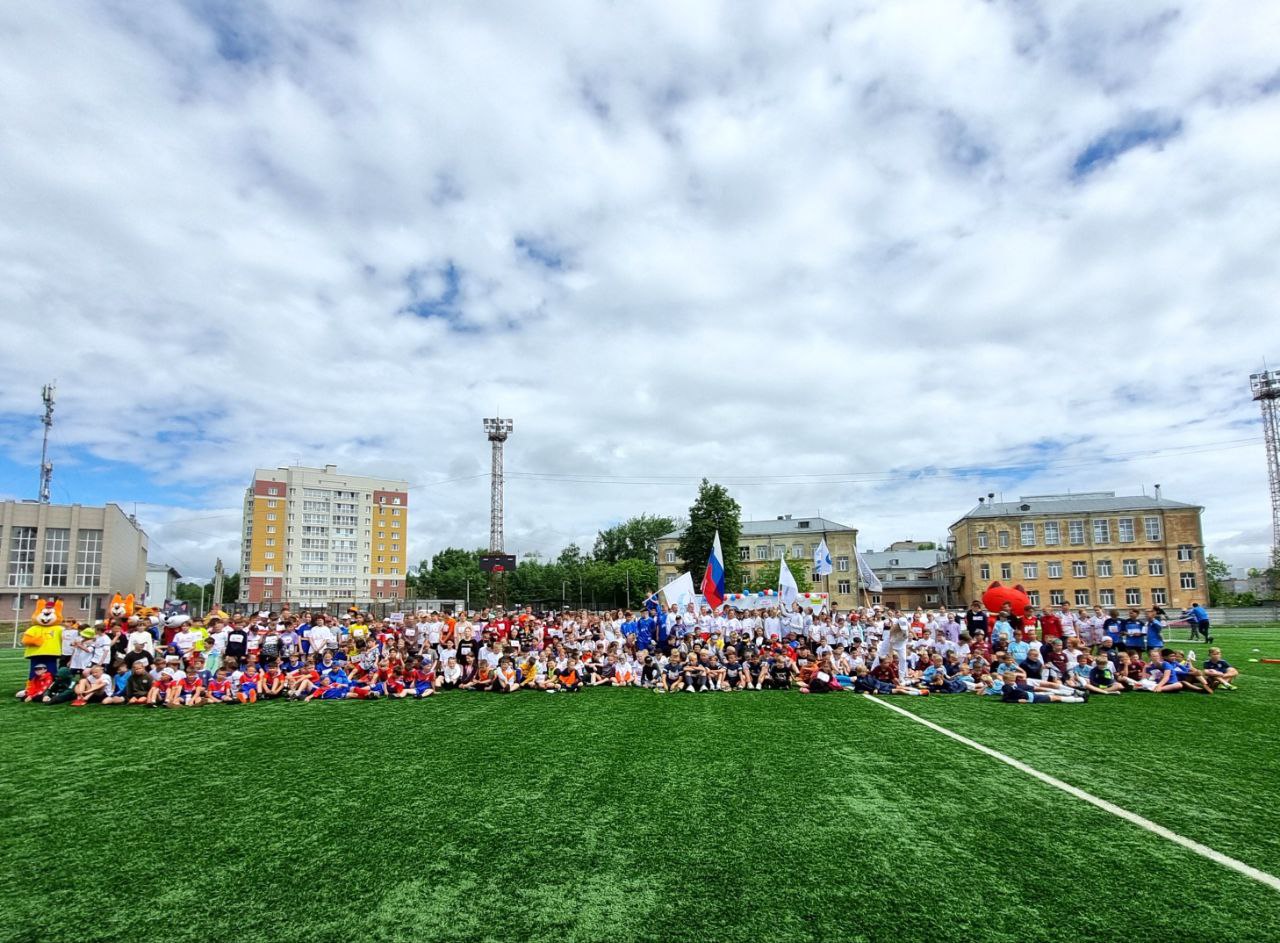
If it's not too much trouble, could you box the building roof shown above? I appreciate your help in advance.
[659,516,855,541]
[862,550,945,570]
[146,563,182,579]
[953,491,1199,526]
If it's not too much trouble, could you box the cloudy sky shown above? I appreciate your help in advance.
[2,0,1278,582]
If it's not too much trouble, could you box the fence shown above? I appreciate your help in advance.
[1204,607,1280,626]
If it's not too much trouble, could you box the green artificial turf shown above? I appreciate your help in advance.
[2,629,1279,943]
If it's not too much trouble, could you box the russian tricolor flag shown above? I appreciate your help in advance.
[701,531,726,610]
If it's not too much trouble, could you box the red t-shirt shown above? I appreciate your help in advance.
[1040,614,1063,639]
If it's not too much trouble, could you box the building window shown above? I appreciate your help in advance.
[266,514,277,522]
[1022,563,1038,579]
[265,552,275,560]
[772,545,784,559]
[266,526,276,534]
[267,487,279,496]
[1072,561,1087,578]
[1027,591,1040,607]
[1148,559,1164,576]
[1000,563,1012,580]
[1152,587,1168,605]
[1074,589,1090,606]
[837,579,851,594]
[1093,520,1111,543]
[1125,588,1142,606]
[1144,516,1161,541]
[755,545,768,560]
[836,556,850,572]
[979,563,990,580]
[1118,518,1135,543]
[1099,589,1115,607]
[1122,559,1139,577]
[1047,562,1062,579]
[738,546,749,562]
[1049,590,1065,606]
[1180,572,1197,590]
[1177,544,1194,562]
[925,593,939,604]
[998,531,1010,548]
[1097,559,1113,578]
[1068,520,1085,544]
[792,543,803,558]
[1043,521,1060,546]
[976,531,988,549]
[1019,523,1035,546]
[663,549,675,564]
[42,528,70,587]
[8,526,37,587]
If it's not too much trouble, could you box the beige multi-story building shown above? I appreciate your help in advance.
[240,465,409,609]
[0,500,148,621]
[655,515,860,611]
[949,491,1206,612]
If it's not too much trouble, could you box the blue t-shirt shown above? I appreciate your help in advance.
[1008,640,1031,663]
[1145,620,1165,649]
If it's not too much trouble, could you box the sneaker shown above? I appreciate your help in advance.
[71,698,86,706]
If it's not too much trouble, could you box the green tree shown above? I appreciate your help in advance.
[743,558,812,595]
[592,514,679,564]
[219,571,240,604]
[1205,554,1231,606]
[675,479,742,591]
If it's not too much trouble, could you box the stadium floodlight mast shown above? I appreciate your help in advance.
[483,417,514,553]
[1249,368,1280,612]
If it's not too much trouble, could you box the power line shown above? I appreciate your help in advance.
[498,437,1263,487]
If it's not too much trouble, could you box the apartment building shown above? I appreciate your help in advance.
[240,465,409,608]
[656,515,860,611]
[949,490,1206,612]
[0,500,148,621]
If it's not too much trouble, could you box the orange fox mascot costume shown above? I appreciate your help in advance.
[21,597,64,677]
[105,593,135,631]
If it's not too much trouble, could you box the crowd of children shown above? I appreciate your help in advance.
[16,597,1240,708]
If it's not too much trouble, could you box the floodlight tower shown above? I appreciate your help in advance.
[483,417,514,553]
[1249,368,1280,608]
[38,382,55,504]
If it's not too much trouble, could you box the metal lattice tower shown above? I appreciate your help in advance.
[1250,369,1280,600]
[38,382,55,503]
[483,417,513,552]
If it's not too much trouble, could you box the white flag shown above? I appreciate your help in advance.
[855,549,883,593]
[660,572,697,610]
[778,557,799,609]
[813,538,833,577]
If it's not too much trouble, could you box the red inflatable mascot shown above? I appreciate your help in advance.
[981,581,1032,616]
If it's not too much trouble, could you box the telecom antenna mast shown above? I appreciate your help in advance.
[483,417,514,552]
[38,382,55,503]
[1250,368,1280,608]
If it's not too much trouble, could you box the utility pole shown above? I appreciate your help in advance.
[38,382,55,503]
[212,558,225,610]
[1249,369,1280,616]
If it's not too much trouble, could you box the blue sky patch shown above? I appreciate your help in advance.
[1072,113,1183,179]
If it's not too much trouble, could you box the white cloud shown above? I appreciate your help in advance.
[1,0,1278,582]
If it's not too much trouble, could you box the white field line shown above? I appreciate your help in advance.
[860,693,1280,893]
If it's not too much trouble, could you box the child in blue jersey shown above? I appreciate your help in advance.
[852,666,925,696]
[1201,648,1238,690]
[1144,610,1165,651]
[1121,609,1146,653]
[999,671,1085,703]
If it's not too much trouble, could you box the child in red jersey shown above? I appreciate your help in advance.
[206,668,233,703]
[238,663,260,703]
[16,664,53,702]
[176,666,207,707]
[259,662,286,700]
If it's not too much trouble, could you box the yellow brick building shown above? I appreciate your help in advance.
[948,491,1206,612]
[655,516,860,611]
